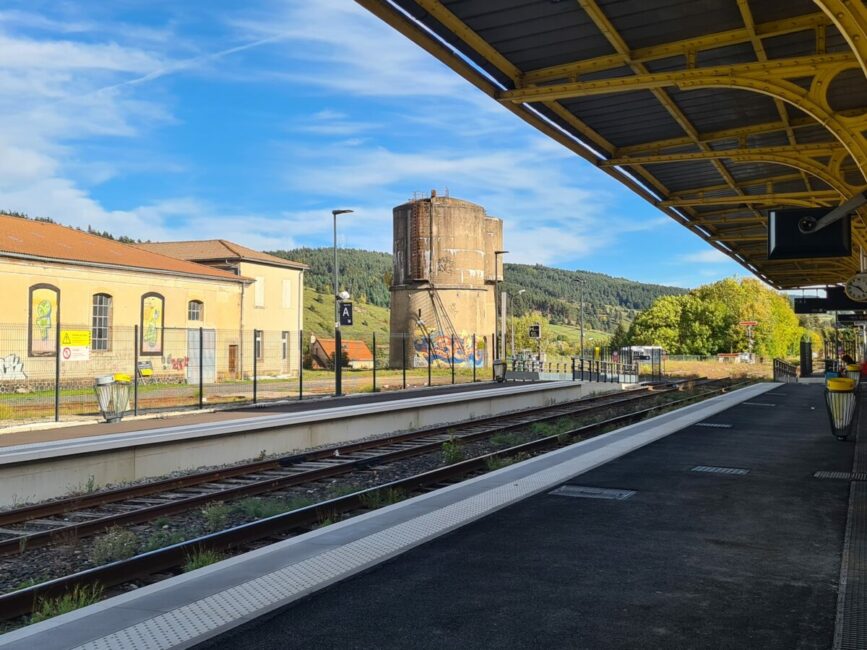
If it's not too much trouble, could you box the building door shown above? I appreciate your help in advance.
[228,345,238,378]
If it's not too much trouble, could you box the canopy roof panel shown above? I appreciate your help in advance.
[358,0,867,289]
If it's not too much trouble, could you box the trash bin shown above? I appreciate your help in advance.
[845,364,861,384]
[493,359,507,383]
[825,377,858,441]
[94,373,131,423]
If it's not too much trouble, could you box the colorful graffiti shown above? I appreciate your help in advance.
[163,354,189,371]
[30,286,58,355]
[141,294,164,354]
[413,328,486,368]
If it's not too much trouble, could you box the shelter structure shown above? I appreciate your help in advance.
[358,0,867,290]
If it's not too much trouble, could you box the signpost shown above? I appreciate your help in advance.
[60,329,91,362]
[528,323,541,339]
[738,321,757,358]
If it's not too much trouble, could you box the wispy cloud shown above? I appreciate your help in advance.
[680,249,730,264]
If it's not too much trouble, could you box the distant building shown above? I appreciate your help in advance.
[0,215,305,385]
[310,337,374,370]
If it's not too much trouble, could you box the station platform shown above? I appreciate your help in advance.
[0,380,526,448]
[2,381,861,649]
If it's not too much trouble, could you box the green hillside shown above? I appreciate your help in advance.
[272,247,685,334]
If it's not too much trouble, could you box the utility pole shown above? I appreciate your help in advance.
[332,209,354,396]
[577,276,586,358]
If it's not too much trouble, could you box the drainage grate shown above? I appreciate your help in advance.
[694,423,733,429]
[549,485,636,500]
[814,471,867,481]
[691,465,750,476]
[742,401,776,407]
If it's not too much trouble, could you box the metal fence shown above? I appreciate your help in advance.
[0,324,504,427]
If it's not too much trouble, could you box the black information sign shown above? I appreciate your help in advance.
[339,302,353,326]
[528,323,541,339]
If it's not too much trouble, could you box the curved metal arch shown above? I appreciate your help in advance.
[813,0,867,78]
[675,74,867,183]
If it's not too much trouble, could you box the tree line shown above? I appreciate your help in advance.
[610,277,804,358]
[269,248,685,332]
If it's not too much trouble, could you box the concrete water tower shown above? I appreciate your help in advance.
[390,191,503,368]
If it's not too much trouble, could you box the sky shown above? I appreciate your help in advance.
[0,0,750,288]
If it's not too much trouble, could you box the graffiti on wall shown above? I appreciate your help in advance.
[30,287,58,355]
[0,354,26,380]
[141,294,164,355]
[162,354,189,371]
[413,328,486,368]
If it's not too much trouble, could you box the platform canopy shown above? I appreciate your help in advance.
[357,0,867,289]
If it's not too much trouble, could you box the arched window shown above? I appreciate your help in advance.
[29,284,60,357]
[188,300,203,321]
[92,293,112,351]
[140,293,165,355]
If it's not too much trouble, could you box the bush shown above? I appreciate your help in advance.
[201,502,232,531]
[90,527,138,565]
[441,436,465,465]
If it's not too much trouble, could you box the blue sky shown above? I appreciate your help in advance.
[0,0,748,288]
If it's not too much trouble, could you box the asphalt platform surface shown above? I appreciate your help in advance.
[198,383,853,650]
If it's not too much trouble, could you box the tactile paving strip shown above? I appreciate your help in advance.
[834,407,867,649]
[814,471,867,481]
[549,485,636,500]
[690,465,749,476]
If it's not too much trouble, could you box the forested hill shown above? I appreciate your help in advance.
[268,248,685,332]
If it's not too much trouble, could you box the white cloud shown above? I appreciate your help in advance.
[680,249,730,264]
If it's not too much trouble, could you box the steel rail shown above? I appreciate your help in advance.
[0,382,700,555]
[0,380,740,621]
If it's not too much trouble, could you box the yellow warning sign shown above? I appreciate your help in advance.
[60,330,91,347]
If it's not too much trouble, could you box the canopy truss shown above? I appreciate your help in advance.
[357,0,867,289]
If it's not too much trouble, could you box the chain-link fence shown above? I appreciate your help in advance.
[0,324,507,427]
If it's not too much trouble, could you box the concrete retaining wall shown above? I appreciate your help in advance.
[0,381,627,506]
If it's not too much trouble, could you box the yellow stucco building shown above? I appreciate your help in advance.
[0,215,305,386]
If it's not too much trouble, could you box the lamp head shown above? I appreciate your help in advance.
[332,209,354,217]
[338,290,350,301]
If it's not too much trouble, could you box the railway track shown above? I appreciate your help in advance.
[0,382,698,557]
[0,378,742,622]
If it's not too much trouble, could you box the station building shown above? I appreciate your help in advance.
[0,214,305,385]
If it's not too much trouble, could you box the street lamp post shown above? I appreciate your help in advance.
[577,276,586,358]
[511,289,526,357]
[332,209,354,396]
[494,250,509,361]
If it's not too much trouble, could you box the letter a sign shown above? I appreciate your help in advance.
[339,302,353,326]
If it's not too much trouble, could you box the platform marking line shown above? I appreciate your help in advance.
[694,423,733,429]
[741,402,776,407]
[691,465,749,476]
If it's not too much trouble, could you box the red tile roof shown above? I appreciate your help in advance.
[0,215,246,282]
[136,240,307,270]
[315,337,373,361]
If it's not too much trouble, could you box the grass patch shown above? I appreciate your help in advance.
[485,456,515,471]
[31,584,104,623]
[201,502,232,531]
[325,484,361,499]
[142,530,186,552]
[490,431,533,448]
[89,527,138,565]
[359,488,406,509]
[183,548,224,572]
[529,418,575,437]
[441,436,465,465]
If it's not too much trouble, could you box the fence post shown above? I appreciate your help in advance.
[571,357,576,380]
[473,334,477,383]
[451,334,455,384]
[253,329,258,404]
[298,330,304,400]
[372,332,377,393]
[54,319,60,422]
[198,326,204,410]
[427,335,432,387]
[134,325,139,415]
[402,333,407,390]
